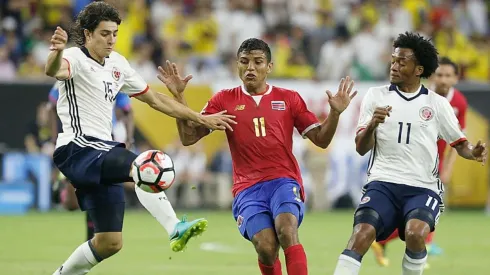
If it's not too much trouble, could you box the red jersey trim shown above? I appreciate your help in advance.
[130,85,150,97]
[56,58,72,81]
[450,137,467,147]
[356,127,366,135]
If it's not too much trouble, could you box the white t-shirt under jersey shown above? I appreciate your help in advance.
[56,47,148,148]
[356,84,466,196]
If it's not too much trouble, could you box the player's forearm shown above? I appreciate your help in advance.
[314,110,341,149]
[454,140,476,160]
[148,92,205,125]
[172,94,209,146]
[355,124,376,156]
[45,50,64,77]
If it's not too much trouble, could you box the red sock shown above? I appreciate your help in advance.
[284,244,307,275]
[378,229,399,245]
[425,232,434,244]
[258,258,282,275]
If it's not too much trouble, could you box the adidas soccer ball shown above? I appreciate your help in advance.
[132,150,175,193]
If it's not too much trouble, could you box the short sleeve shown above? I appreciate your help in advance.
[437,97,467,147]
[61,47,83,79]
[119,56,149,97]
[48,84,59,104]
[115,93,131,112]
[291,91,320,137]
[201,91,224,115]
[356,88,376,135]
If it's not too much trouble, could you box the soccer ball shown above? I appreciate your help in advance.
[132,150,175,193]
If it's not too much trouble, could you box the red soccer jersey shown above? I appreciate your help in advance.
[202,85,320,200]
[437,88,467,172]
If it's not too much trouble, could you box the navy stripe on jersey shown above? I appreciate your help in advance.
[432,154,439,176]
[389,84,429,101]
[65,79,82,135]
[367,138,377,175]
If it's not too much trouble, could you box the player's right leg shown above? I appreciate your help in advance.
[333,182,399,275]
[232,184,282,275]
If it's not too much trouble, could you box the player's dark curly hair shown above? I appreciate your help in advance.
[237,38,272,63]
[71,1,121,47]
[393,32,439,79]
[439,56,459,75]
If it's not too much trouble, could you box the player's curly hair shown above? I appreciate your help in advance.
[393,32,439,79]
[237,38,272,63]
[71,1,121,47]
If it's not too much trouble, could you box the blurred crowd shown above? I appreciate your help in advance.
[0,0,488,83]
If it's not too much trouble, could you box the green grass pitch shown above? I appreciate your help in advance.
[0,210,488,274]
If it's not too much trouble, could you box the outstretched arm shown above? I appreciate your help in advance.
[305,77,358,149]
[45,27,70,79]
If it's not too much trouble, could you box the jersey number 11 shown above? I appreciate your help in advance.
[253,117,266,137]
[397,122,412,144]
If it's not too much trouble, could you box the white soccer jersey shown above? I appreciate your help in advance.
[55,47,148,148]
[356,84,466,196]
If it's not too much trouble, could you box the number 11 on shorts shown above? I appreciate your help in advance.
[425,195,438,210]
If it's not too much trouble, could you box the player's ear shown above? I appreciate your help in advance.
[83,29,91,42]
[415,65,424,77]
[267,62,273,74]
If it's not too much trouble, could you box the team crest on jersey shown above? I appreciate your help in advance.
[112,66,121,81]
[271,101,286,110]
[360,196,370,204]
[237,215,244,228]
[419,106,434,121]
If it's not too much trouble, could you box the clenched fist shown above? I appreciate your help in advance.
[369,106,392,128]
[49,26,68,51]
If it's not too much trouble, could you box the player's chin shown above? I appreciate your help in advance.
[389,76,401,84]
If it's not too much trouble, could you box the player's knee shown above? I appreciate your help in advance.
[352,223,377,245]
[274,212,300,248]
[353,208,382,241]
[252,234,279,263]
[93,233,123,258]
[405,220,430,246]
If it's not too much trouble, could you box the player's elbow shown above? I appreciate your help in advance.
[317,141,329,149]
[45,67,56,77]
[181,139,197,147]
[355,144,369,156]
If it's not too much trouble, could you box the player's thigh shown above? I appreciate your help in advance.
[400,191,442,241]
[80,184,126,233]
[355,186,399,241]
[269,179,305,228]
[232,185,273,241]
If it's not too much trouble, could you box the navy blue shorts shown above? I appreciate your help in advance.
[53,136,127,211]
[356,181,443,241]
[232,178,305,241]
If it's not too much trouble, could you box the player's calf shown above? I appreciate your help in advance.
[91,232,123,258]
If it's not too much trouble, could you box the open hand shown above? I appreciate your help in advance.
[472,140,487,165]
[326,76,358,114]
[201,110,237,131]
[49,26,68,51]
[157,60,193,97]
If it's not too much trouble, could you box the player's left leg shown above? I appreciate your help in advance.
[270,178,307,275]
[399,189,442,275]
[101,145,207,252]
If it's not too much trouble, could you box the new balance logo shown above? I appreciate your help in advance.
[235,105,245,111]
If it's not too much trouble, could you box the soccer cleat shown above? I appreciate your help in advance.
[427,243,443,256]
[371,242,390,267]
[169,216,208,252]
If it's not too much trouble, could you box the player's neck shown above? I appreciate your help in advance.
[397,82,421,93]
[83,45,106,65]
[245,83,268,95]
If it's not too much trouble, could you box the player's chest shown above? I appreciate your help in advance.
[224,96,292,123]
[79,61,125,103]
[377,99,438,143]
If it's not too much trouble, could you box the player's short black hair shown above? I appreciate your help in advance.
[237,38,272,63]
[438,56,459,75]
[393,32,439,79]
[71,1,122,46]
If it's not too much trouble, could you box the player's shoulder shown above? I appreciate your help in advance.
[63,47,85,58]
[366,84,391,98]
[108,51,130,65]
[452,88,468,104]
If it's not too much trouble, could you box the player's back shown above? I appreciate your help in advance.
[207,85,319,197]
[56,47,135,148]
[360,84,465,195]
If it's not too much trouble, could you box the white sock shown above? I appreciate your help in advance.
[333,254,361,275]
[52,241,100,275]
[402,252,427,275]
[134,184,181,235]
